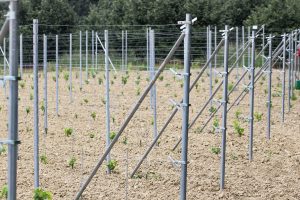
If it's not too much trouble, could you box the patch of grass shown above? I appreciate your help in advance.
[121,76,128,85]
[98,77,103,85]
[63,73,69,81]
[0,185,8,199]
[136,87,141,96]
[291,92,297,101]
[211,147,221,154]
[233,120,244,137]
[122,137,128,144]
[68,156,76,169]
[272,92,281,97]
[40,154,48,164]
[110,131,116,140]
[209,106,217,114]
[20,82,25,89]
[212,118,219,133]
[91,112,96,120]
[254,112,263,122]
[40,104,45,114]
[33,188,52,200]
[228,83,234,92]
[107,159,117,171]
[64,128,73,137]
[26,107,30,115]
[0,145,6,155]
[235,109,242,119]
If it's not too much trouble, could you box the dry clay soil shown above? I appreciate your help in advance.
[0,69,300,200]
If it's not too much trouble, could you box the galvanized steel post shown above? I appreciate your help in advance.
[288,34,292,112]
[266,34,272,140]
[220,25,229,190]
[249,28,256,161]
[20,34,23,78]
[149,29,157,141]
[33,19,39,189]
[281,35,286,122]
[43,34,48,133]
[7,1,19,199]
[69,33,73,102]
[79,31,82,89]
[180,13,191,200]
[105,30,111,174]
[86,30,88,80]
[55,35,59,115]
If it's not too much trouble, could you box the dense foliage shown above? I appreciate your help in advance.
[0,0,299,34]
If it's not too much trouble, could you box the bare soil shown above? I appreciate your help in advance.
[0,68,299,200]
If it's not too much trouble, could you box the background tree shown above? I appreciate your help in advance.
[0,0,298,34]
[245,0,300,33]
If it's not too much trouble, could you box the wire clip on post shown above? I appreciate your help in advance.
[0,139,21,146]
[220,27,234,37]
[212,98,226,106]
[178,17,197,30]
[0,75,21,87]
[169,68,184,79]
[168,156,186,169]
[169,99,182,110]
[213,69,227,77]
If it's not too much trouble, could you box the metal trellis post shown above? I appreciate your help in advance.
[249,28,256,161]
[180,13,191,200]
[79,31,82,89]
[92,30,94,69]
[266,34,272,140]
[288,35,292,112]
[149,29,157,141]
[20,34,23,78]
[95,32,98,71]
[33,19,39,189]
[55,35,59,116]
[209,28,212,107]
[105,30,111,174]
[281,34,286,122]
[43,34,48,133]
[122,30,124,71]
[125,30,128,71]
[220,25,229,190]
[236,27,239,79]
[242,26,245,84]
[7,1,19,199]
[69,33,72,102]
[4,37,6,96]
[86,30,88,80]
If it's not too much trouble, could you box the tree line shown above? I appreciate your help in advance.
[0,0,296,34]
